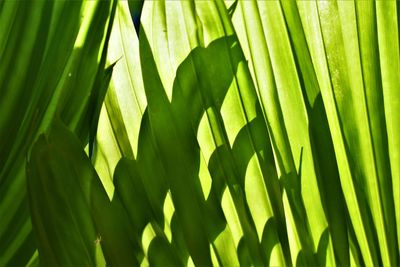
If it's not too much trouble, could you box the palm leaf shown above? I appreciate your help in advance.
[1,0,399,266]
[0,0,116,265]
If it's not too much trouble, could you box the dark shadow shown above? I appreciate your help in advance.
[307,93,350,266]
[295,227,332,267]
[278,148,318,266]
[204,146,229,242]
[347,218,365,267]
[237,237,252,266]
[283,8,355,262]
[147,236,182,267]
[127,0,144,35]
[113,28,292,266]
[260,217,281,266]
[316,228,329,266]
[169,212,190,266]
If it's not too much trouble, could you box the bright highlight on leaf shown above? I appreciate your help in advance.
[1,0,399,266]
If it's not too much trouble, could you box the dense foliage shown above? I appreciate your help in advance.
[1,0,399,266]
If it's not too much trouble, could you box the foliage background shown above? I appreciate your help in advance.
[0,0,399,266]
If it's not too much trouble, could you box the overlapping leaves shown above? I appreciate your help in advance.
[1,0,399,266]
[0,0,116,265]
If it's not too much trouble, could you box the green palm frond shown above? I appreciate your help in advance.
[1,0,399,266]
[0,1,116,265]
